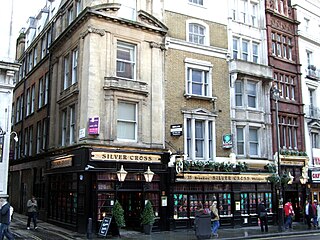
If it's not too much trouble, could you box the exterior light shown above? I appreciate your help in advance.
[144,166,154,183]
[117,165,127,182]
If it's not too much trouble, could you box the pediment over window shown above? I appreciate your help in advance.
[309,120,320,129]
[182,108,217,117]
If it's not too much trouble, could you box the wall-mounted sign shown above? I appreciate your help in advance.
[79,128,86,139]
[51,156,73,169]
[176,173,269,183]
[88,117,100,135]
[91,151,161,163]
[170,124,182,136]
[222,134,233,148]
[312,171,320,183]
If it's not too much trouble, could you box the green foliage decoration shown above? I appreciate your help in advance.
[112,200,126,228]
[141,200,155,225]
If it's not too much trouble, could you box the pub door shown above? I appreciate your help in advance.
[118,191,143,230]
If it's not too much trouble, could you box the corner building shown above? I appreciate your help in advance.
[11,0,170,233]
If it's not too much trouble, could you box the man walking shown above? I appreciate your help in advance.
[305,200,315,229]
[0,197,14,240]
[284,199,294,229]
[312,200,318,227]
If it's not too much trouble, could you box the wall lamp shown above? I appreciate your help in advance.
[0,128,18,142]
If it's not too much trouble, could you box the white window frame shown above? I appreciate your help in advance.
[249,127,259,156]
[69,105,76,144]
[233,37,239,59]
[116,41,136,80]
[252,42,259,63]
[36,122,41,154]
[61,109,67,146]
[33,47,38,66]
[76,0,82,16]
[188,0,203,6]
[38,78,43,109]
[41,37,46,59]
[185,59,212,98]
[44,72,49,105]
[63,55,70,89]
[42,119,47,150]
[26,89,30,116]
[31,85,35,114]
[117,102,137,141]
[235,81,243,107]
[235,80,258,109]
[72,48,78,84]
[186,20,209,46]
[236,126,245,155]
[184,109,216,161]
[247,81,257,108]
[251,2,258,27]
[242,40,249,61]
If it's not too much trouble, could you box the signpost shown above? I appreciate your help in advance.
[98,217,112,237]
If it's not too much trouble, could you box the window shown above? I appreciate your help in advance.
[68,7,74,25]
[118,0,136,21]
[61,106,76,146]
[61,110,67,146]
[311,132,319,148]
[185,58,212,98]
[304,18,309,32]
[33,47,38,66]
[28,51,33,72]
[69,105,75,144]
[242,40,249,61]
[42,119,47,150]
[279,116,298,149]
[44,72,49,105]
[235,81,243,106]
[41,37,46,59]
[26,88,30,116]
[24,128,28,156]
[184,109,215,161]
[236,127,244,155]
[72,48,78,84]
[234,80,257,108]
[187,68,209,96]
[273,72,296,101]
[272,32,292,60]
[38,78,44,109]
[76,0,82,16]
[116,41,136,80]
[63,55,70,89]
[249,127,258,155]
[36,121,41,154]
[251,2,257,27]
[233,38,239,59]
[188,0,203,5]
[0,135,3,162]
[47,29,52,49]
[247,81,256,108]
[31,85,35,114]
[117,102,137,141]
[189,23,205,45]
[239,0,247,23]
[28,126,33,156]
[252,43,258,63]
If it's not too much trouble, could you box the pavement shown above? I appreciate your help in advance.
[8,213,320,239]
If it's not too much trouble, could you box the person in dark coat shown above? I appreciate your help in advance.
[257,200,268,232]
[0,197,14,240]
[305,200,315,229]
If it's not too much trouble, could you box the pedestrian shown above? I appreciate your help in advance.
[194,203,211,239]
[284,199,294,229]
[210,201,220,237]
[317,202,320,229]
[0,197,14,240]
[26,196,38,230]
[257,200,268,232]
[312,200,318,227]
[305,200,314,229]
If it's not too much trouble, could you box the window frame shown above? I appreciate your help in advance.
[117,101,138,142]
[116,41,136,80]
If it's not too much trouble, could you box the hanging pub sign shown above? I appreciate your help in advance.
[88,116,100,135]
[171,124,182,136]
[222,134,233,148]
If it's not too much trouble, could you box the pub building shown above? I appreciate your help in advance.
[45,147,171,232]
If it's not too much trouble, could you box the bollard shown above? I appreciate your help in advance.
[87,218,93,239]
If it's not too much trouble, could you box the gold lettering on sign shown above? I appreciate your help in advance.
[51,157,73,169]
[177,173,270,183]
[91,152,161,163]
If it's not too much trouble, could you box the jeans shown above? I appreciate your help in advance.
[0,223,14,240]
[211,220,220,235]
[284,215,293,229]
[27,212,37,229]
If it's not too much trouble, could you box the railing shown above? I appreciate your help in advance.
[307,68,320,80]
[304,105,320,120]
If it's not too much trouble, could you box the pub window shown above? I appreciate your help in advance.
[173,194,188,219]
[218,193,232,216]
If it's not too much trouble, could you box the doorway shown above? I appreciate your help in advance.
[284,191,301,222]
[118,191,143,230]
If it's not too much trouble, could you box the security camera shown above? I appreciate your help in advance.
[85,165,95,171]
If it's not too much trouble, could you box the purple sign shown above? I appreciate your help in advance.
[88,117,100,135]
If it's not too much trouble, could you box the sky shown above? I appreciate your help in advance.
[0,0,46,62]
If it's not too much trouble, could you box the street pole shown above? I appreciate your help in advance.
[272,86,284,232]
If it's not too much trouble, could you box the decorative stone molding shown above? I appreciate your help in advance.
[80,26,105,39]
